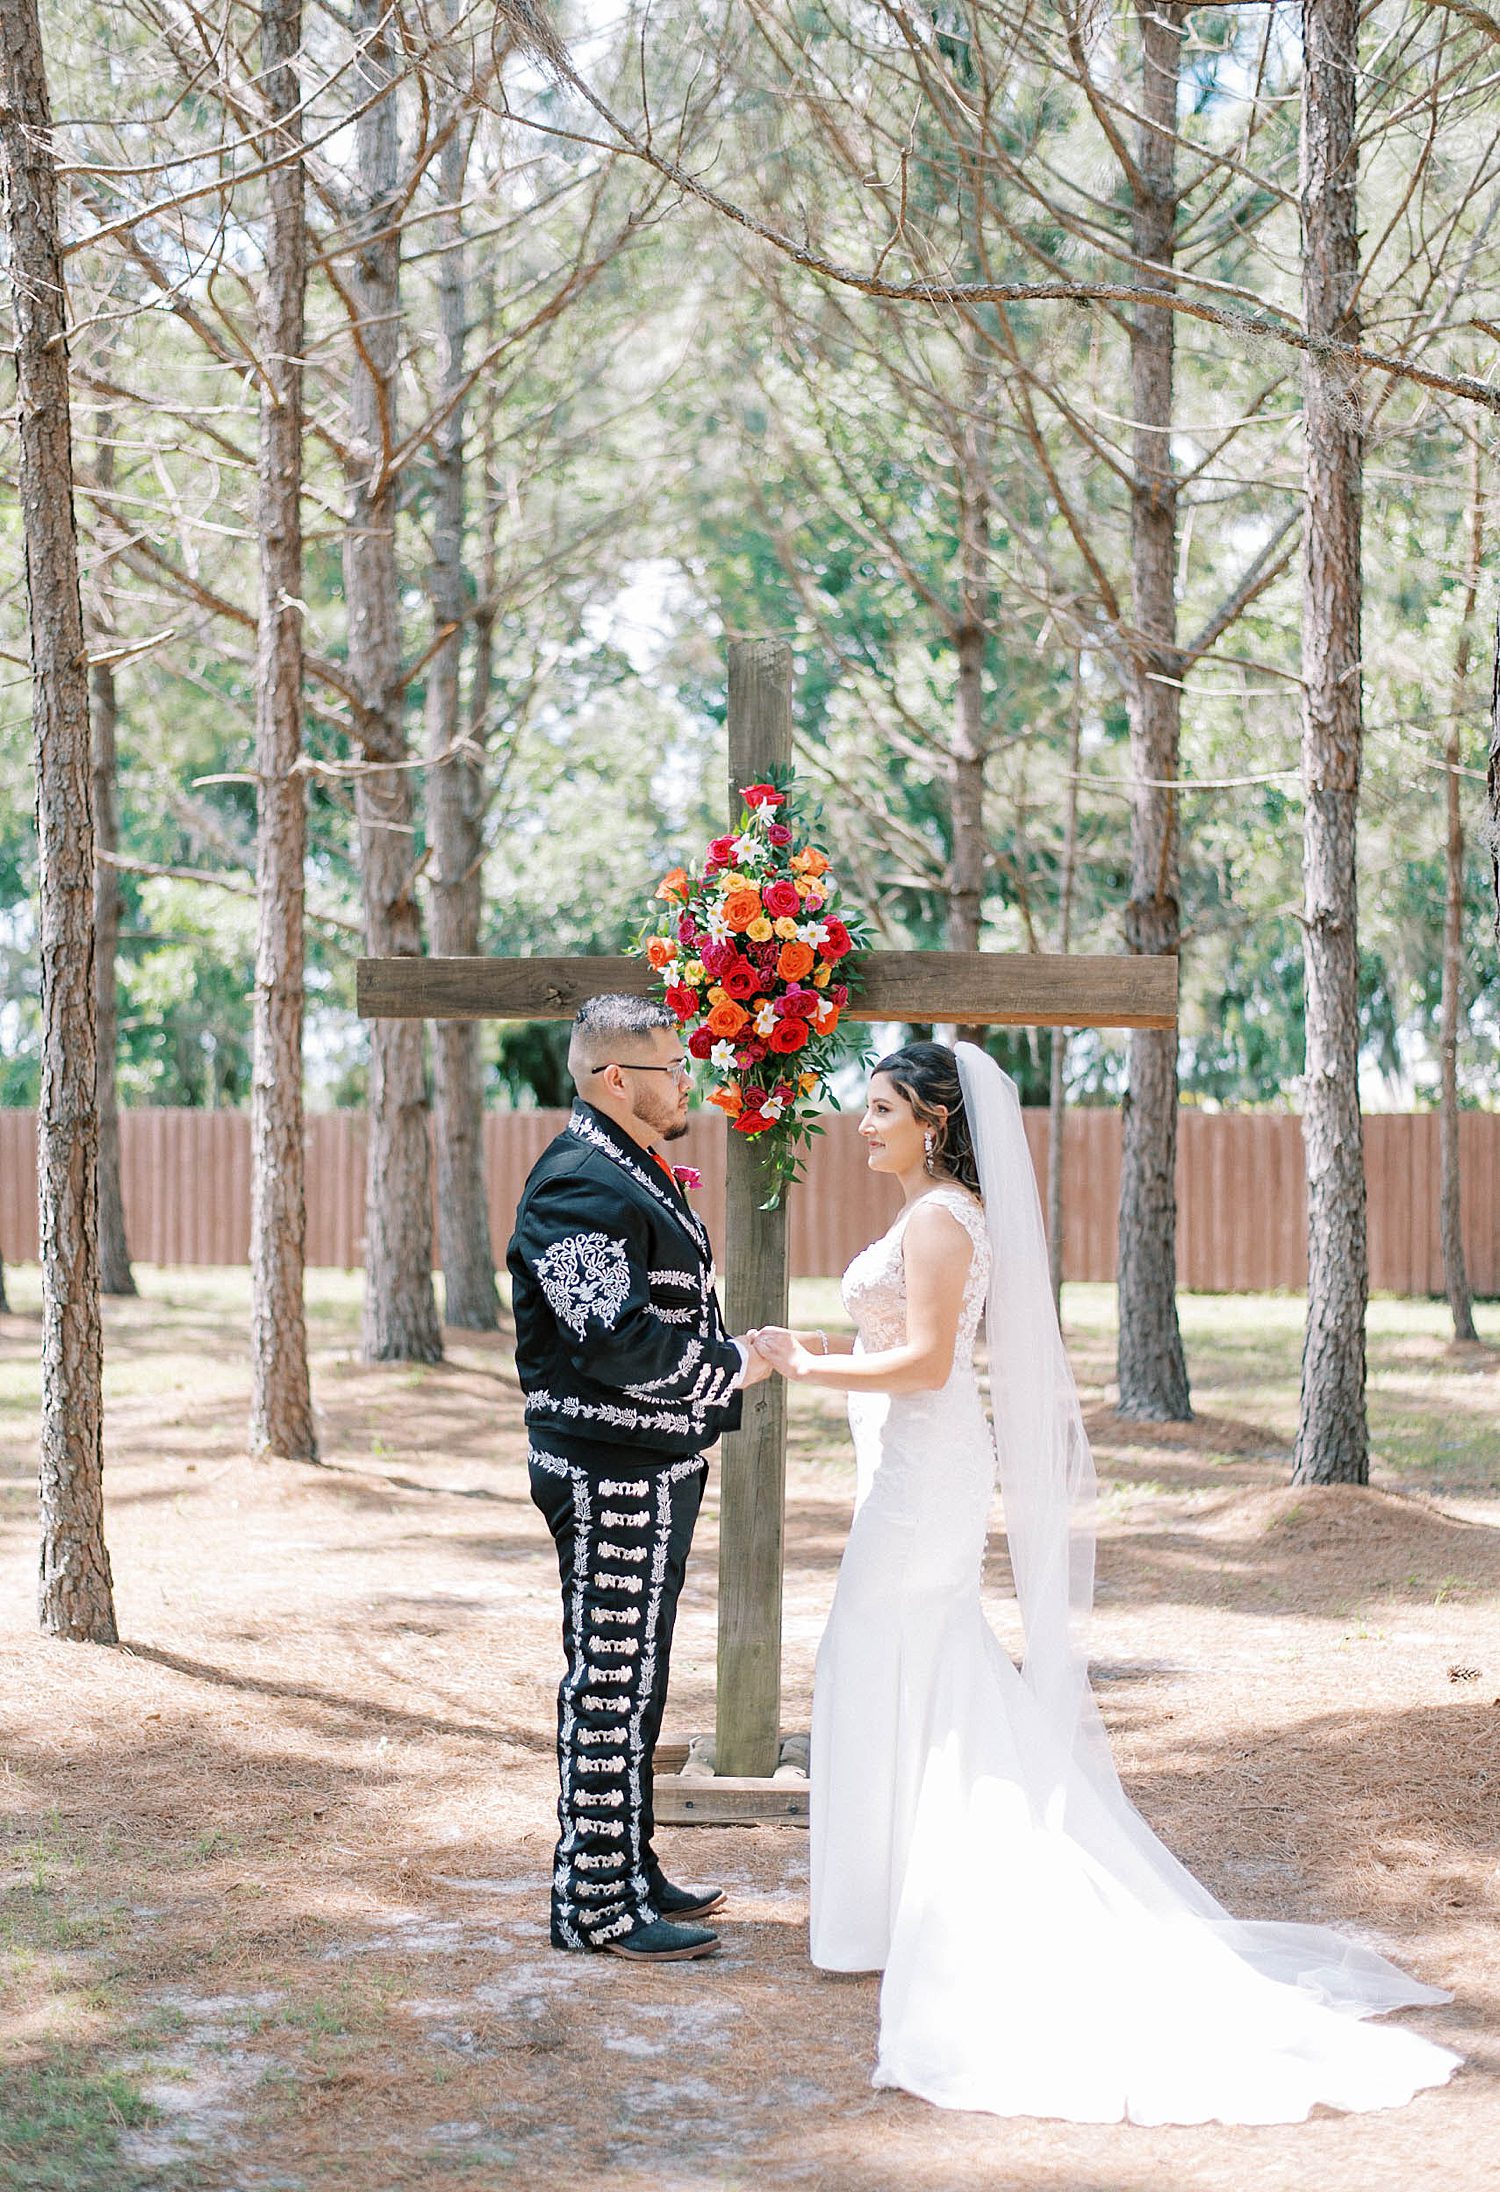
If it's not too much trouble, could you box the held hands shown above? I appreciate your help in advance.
[746,1326,815,1380]
[735,1336,775,1388]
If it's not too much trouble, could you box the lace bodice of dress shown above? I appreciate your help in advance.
[841,1184,990,1369]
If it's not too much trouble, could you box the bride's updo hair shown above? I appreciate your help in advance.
[870,1042,982,1199]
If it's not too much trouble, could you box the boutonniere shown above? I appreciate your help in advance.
[671,1165,703,1194]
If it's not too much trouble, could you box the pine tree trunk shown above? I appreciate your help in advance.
[1293,0,1368,1485]
[2,0,118,1642]
[426,110,498,1332]
[250,0,318,1457]
[1489,587,1500,951]
[346,0,441,1364]
[1117,0,1191,1422]
[946,343,989,1048]
[1440,440,1481,1344]
[1048,677,1084,1319]
[88,407,136,1297]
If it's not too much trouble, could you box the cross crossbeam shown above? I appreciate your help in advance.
[355,949,1178,1030]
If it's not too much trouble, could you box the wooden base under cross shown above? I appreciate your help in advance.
[357,637,1177,1824]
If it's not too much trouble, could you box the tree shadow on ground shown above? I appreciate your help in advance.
[125,1640,554,1756]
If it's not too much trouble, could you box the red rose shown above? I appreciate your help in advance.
[687,1025,715,1060]
[699,939,736,978]
[734,1112,773,1135]
[763,880,801,919]
[768,1018,809,1054]
[774,1080,794,1102]
[775,986,818,1020]
[751,941,779,971]
[741,783,785,809]
[722,960,760,1001]
[664,983,699,1021]
[736,1040,769,1067]
[707,834,737,865]
[743,1084,768,1111]
[672,1165,702,1192]
[677,916,698,944]
[820,917,852,959]
[832,983,849,1005]
[766,823,793,847]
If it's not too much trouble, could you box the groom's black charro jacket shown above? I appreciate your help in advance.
[507,1100,743,1462]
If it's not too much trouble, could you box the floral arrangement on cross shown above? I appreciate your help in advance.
[638,774,868,1203]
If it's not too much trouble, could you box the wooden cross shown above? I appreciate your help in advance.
[357,638,1176,1819]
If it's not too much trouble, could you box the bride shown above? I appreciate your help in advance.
[750,1042,1459,2125]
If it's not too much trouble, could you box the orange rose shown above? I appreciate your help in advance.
[709,1084,743,1116]
[645,936,675,970]
[721,887,763,933]
[814,1001,840,1035]
[706,999,749,1040]
[791,847,829,877]
[776,940,815,981]
[655,867,689,902]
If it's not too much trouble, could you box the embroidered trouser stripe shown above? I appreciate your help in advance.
[529,1448,707,1948]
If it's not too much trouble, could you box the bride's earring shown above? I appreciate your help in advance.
[923,1129,937,1174]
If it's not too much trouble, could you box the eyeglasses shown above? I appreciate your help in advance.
[591,1059,692,1084]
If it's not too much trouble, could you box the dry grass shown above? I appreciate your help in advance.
[1,1266,1497,2192]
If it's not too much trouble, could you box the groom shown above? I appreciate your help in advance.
[508,994,769,1963]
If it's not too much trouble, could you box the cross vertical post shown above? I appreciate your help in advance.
[715,639,793,1779]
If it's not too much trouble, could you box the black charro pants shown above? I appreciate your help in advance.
[528,1446,708,1949]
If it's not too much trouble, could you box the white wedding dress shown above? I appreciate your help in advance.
[809,1050,1460,2126]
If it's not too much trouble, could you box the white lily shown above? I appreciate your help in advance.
[799,920,830,948]
[703,911,732,943]
[710,1040,737,1071]
[754,1001,777,1037]
[763,1095,786,1122]
[731,831,764,866]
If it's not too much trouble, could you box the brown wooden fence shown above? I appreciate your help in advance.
[0,1106,1496,1295]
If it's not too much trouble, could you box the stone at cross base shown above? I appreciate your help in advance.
[357,637,1177,1821]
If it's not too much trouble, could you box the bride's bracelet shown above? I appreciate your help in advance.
[814,1329,830,1355]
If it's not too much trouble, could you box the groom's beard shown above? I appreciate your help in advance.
[630,1089,691,1144]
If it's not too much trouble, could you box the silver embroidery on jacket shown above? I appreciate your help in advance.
[623,1338,705,1401]
[535,1231,631,1340]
